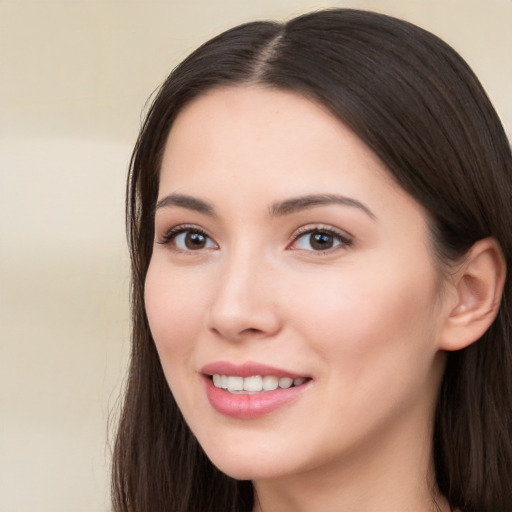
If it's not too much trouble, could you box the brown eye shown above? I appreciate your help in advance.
[164,229,217,251]
[292,228,350,252]
[184,232,208,249]
[310,232,335,250]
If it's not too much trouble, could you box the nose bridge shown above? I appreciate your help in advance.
[206,240,280,341]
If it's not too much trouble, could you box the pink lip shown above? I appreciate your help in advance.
[201,361,311,419]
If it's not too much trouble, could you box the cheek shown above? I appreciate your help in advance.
[144,261,206,362]
[287,259,442,379]
[144,261,211,416]
[283,263,444,444]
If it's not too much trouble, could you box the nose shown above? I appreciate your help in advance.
[205,251,282,342]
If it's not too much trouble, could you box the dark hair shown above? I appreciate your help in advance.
[112,9,512,512]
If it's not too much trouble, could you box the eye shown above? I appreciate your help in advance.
[158,226,218,251]
[290,227,351,252]
[174,231,216,250]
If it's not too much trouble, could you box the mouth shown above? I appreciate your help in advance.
[210,374,309,394]
[201,362,312,418]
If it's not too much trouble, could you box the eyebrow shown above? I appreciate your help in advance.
[155,192,376,220]
[270,194,376,220]
[156,193,216,215]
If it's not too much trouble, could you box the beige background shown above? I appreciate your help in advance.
[1,1,510,511]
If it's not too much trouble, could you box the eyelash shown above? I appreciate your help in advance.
[156,224,353,254]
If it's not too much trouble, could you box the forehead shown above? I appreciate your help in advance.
[160,86,395,194]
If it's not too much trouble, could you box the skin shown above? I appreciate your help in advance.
[145,86,455,511]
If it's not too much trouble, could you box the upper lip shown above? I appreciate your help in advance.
[201,361,309,379]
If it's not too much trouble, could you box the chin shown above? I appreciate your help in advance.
[200,440,309,482]
[213,460,288,482]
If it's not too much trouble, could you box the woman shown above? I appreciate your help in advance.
[112,9,512,512]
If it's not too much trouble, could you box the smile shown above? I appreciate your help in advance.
[202,362,312,418]
[212,374,308,393]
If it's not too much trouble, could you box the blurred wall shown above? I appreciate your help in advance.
[1,1,510,511]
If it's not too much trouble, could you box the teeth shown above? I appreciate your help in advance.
[212,374,308,393]
[262,375,279,391]
[278,377,293,389]
[244,375,263,392]
[227,376,244,392]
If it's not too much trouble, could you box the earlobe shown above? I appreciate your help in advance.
[439,238,506,351]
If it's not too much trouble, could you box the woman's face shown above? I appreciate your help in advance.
[145,86,450,483]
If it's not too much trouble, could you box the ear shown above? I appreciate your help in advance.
[439,238,506,351]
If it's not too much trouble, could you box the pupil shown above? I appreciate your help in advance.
[185,232,206,249]
[311,232,333,250]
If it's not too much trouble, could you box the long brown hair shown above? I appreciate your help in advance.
[112,9,512,512]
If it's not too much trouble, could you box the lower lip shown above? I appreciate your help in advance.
[204,377,310,419]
